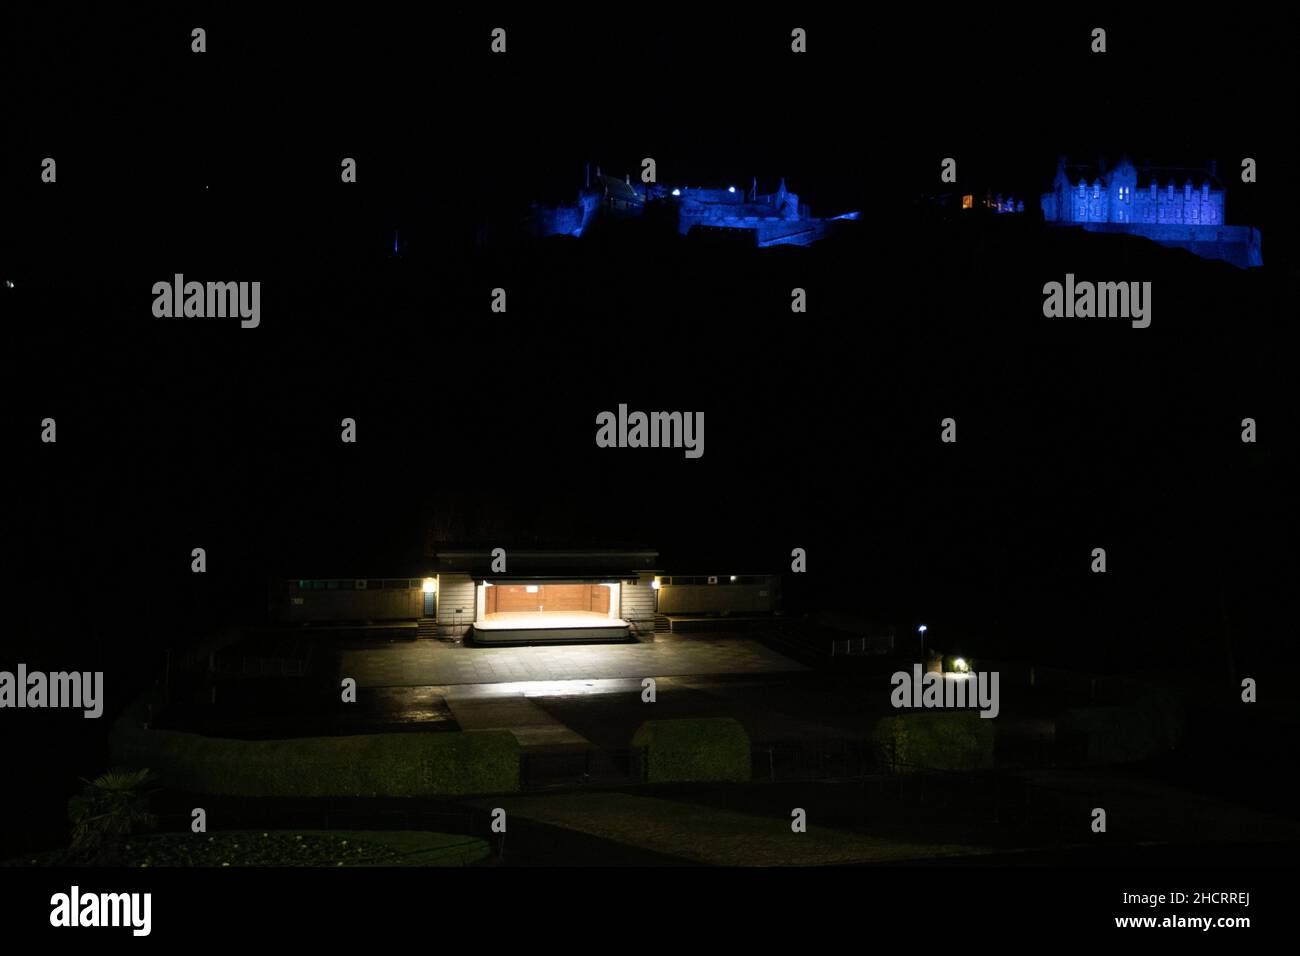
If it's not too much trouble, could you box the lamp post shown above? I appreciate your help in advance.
[918,624,928,664]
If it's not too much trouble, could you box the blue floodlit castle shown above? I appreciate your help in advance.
[1041,156,1262,267]
[527,165,858,248]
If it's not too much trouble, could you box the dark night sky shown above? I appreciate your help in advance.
[4,9,1298,689]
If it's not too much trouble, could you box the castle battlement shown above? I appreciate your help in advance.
[526,168,855,248]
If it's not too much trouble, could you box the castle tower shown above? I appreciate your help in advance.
[1109,155,1137,223]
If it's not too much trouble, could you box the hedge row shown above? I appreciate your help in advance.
[110,702,518,797]
[1057,689,1185,765]
[115,704,762,795]
[871,711,996,772]
[631,717,752,782]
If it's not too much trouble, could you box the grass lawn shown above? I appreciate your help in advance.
[5,830,491,868]
[469,791,989,865]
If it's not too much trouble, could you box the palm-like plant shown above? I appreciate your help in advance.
[67,768,158,855]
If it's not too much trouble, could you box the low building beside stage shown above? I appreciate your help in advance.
[269,550,780,643]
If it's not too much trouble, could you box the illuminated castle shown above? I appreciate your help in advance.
[528,165,858,248]
[1041,156,1262,268]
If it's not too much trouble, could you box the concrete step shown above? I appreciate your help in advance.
[444,694,591,750]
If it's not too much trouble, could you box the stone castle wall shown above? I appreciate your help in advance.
[1044,181,1224,227]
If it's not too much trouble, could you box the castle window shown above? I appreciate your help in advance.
[962,195,973,209]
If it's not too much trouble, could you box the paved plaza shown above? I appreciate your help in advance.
[341,636,804,689]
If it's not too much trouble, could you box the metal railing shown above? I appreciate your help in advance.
[829,634,895,656]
